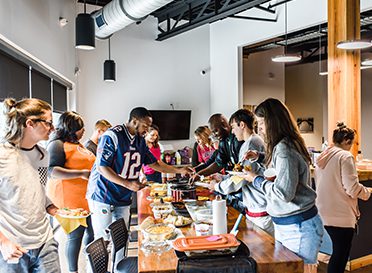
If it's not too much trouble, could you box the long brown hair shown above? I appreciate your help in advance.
[2,98,51,146]
[146,125,160,148]
[255,98,311,165]
[194,126,212,147]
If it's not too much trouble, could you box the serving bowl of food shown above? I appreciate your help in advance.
[152,204,173,219]
[142,223,176,242]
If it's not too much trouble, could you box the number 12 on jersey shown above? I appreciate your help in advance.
[120,152,141,179]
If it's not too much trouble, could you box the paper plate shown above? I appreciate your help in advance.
[226,171,245,176]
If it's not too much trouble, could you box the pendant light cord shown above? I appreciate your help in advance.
[84,0,87,14]
[284,2,288,54]
[319,25,321,73]
[108,38,111,60]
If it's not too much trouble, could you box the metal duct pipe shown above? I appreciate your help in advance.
[93,0,173,39]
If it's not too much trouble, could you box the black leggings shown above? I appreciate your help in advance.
[325,226,355,273]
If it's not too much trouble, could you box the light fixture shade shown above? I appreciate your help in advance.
[104,60,116,82]
[75,13,95,50]
[361,59,372,66]
[271,54,302,63]
[337,40,372,50]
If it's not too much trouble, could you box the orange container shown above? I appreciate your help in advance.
[173,234,240,252]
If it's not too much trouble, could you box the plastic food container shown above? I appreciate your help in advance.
[195,209,213,224]
[173,234,240,257]
[142,223,175,242]
[152,205,173,219]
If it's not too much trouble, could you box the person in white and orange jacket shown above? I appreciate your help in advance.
[315,122,372,273]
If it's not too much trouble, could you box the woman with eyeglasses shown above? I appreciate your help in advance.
[0,98,60,273]
[46,111,95,273]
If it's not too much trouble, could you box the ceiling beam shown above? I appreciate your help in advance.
[156,0,272,41]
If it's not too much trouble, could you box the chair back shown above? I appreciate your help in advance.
[107,218,129,271]
[85,237,109,273]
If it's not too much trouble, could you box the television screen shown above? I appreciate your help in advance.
[149,110,191,140]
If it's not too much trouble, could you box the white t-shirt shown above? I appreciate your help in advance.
[20,145,49,187]
[0,143,53,249]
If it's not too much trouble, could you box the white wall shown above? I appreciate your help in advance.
[210,0,328,117]
[77,17,211,149]
[243,47,285,106]
[0,0,76,81]
[286,62,327,150]
[361,69,372,158]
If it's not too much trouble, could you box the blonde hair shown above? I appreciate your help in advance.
[2,98,51,146]
[95,119,112,130]
[194,126,212,146]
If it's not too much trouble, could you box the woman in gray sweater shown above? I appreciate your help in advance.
[243,98,323,273]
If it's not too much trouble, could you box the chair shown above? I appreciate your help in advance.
[107,218,138,273]
[85,237,109,273]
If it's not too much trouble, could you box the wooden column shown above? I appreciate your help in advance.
[328,0,361,156]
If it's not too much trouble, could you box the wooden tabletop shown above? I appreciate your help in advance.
[137,187,304,273]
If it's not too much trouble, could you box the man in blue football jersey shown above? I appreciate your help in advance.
[87,107,192,240]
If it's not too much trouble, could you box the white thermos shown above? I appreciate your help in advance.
[212,195,227,234]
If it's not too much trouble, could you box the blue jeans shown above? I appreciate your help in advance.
[145,172,162,183]
[66,216,94,272]
[88,199,130,241]
[0,238,60,273]
[274,214,324,264]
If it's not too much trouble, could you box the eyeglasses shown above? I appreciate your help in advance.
[33,119,54,127]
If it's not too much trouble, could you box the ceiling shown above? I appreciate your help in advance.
[78,0,288,40]
[78,1,372,63]
[243,9,372,65]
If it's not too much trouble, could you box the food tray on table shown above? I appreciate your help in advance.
[171,202,191,217]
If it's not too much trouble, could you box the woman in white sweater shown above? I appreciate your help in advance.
[0,98,60,273]
[315,122,372,273]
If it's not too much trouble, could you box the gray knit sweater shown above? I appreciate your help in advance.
[254,138,316,218]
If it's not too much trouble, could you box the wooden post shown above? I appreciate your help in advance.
[328,0,361,156]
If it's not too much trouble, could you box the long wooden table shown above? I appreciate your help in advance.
[137,187,304,273]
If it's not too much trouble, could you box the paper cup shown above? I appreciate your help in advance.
[264,168,277,182]
[194,223,211,236]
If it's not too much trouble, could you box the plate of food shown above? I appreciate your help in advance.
[163,214,193,227]
[57,208,90,219]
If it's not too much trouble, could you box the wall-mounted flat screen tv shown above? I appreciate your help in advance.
[149,110,191,140]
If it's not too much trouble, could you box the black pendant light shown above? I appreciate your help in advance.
[75,0,95,50]
[104,38,116,82]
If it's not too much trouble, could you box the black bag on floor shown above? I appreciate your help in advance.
[175,241,256,273]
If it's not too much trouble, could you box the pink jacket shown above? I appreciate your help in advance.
[315,146,370,228]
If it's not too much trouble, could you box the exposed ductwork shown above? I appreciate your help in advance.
[93,0,173,39]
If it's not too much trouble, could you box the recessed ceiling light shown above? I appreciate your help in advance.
[337,40,372,50]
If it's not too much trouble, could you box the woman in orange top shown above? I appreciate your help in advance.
[47,111,95,273]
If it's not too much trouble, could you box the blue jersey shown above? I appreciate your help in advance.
[87,125,157,206]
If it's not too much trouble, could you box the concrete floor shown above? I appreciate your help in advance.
[54,223,138,273]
